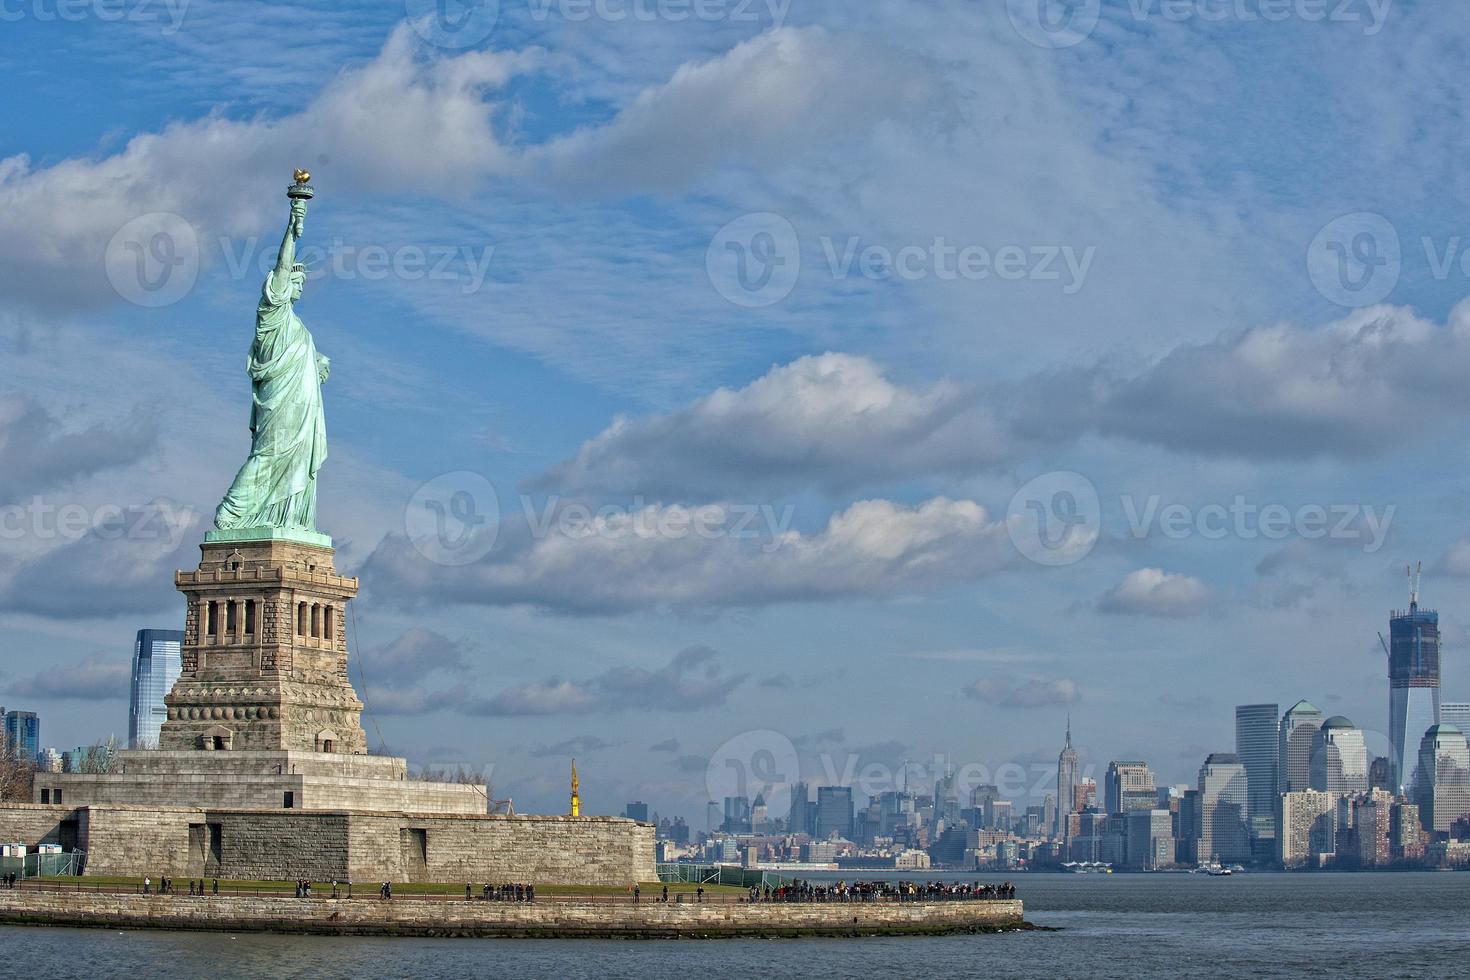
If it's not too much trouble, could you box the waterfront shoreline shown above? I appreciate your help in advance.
[0,891,1027,940]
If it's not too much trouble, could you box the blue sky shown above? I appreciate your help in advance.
[3,0,1470,822]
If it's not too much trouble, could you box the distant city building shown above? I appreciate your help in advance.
[624,801,649,823]
[1278,700,1324,795]
[1368,755,1395,792]
[1125,809,1175,870]
[990,799,1015,833]
[1177,789,1201,864]
[1442,702,1470,733]
[1351,790,1394,867]
[129,629,183,748]
[722,795,751,834]
[1234,703,1279,842]
[1390,801,1424,862]
[1056,718,1078,839]
[35,747,62,773]
[933,768,961,832]
[1104,761,1156,816]
[815,785,854,840]
[877,790,917,838]
[1278,789,1337,867]
[1414,724,1470,834]
[972,784,1001,828]
[750,793,769,833]
[1075,776,1097,814]
[1197,752,1250,864]
[788,782,810,836]
[1310,716,1369,795]
[1389,584,1441,793]
[3,710,39,762]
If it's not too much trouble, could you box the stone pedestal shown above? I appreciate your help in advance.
[160,535,367,755]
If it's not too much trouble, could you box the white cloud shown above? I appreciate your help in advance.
[528,27,935,193]
[466,646,745,715]
[363,496,1015,614]
[1097,567,1212,618]
[0,26,536,310]
[538,352,1010,497]
[1073,303,1470,459]
[1435,537,1470,578]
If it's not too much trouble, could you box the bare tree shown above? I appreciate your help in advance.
[0,731,36,802]
[68,736,119,775]
[408,763,487,784]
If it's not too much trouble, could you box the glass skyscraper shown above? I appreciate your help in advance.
[814,785,854,840]
[1234,703,1279,841]
[1197,752,1250,864]
[128,629,184,748]
[3,710,39,761]
[1389,595,1440,793]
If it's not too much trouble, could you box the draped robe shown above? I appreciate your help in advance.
[214,269,329,531]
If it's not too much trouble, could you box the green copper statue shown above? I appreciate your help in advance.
[214,171,330,535]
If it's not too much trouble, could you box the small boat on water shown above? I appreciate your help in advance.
[1192,861,1233,876]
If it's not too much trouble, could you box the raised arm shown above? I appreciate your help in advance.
[274,197,307,280]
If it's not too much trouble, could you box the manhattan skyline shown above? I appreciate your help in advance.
[6,3,1470,824]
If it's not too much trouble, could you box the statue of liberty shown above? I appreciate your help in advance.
[214,171,330,535]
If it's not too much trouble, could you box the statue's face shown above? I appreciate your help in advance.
[289,270,305,300]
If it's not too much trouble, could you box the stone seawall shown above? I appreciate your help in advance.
[0,891,1026,939]
[0,805,657,886]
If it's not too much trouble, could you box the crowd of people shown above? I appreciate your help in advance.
[745,880,1017,903]
[476,882,535,902]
